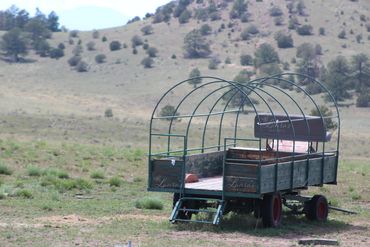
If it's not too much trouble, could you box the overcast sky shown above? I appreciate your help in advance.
[0,0,172,30]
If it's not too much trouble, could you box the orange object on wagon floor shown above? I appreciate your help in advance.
[185,173,199,183]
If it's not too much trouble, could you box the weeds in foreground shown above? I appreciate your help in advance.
[135,197,164,210]
[0,162,13,175]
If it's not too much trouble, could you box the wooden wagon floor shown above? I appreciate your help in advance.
[185,176,223,191]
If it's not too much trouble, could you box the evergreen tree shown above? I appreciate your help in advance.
[47,11,60,32]
[254,43,279,67]
[325,56,351,101]
[188,68,202,88]
[183,29,211,58]
[350,53,370,92]
[1,28,28,62]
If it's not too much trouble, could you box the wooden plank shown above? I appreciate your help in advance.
[323,156,337,183]
[151,160,182,189]
[224,176,257,193]
[308,158,322,185]
[185,176,223,191]
[224,163,258,178]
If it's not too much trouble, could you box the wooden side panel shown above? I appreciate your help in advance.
[260,162,292,193]
[224,176,257,193]
[323,156,337,183]
[185,151,224,177]
[308,158,322,185]
[224,163,258,193]
[292,160,308,188]
[150,159,182,189]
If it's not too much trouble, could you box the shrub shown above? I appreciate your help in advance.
[210,12,221,21]
[86,41,95,51]
[131,35,143,47]
[179,9,192,24]
[102,36,107,42]
[315,44,323,55]
[270,6,283,16]
[75,178,93,190]
[319,27,325,35]
[274,16,284,26]
[171,54,177,59]
[240,13,249,23]
[68,55,81,67]
[135,197,164,210]
[200,24,212,36]
[141,57,154,68]
[58,43,65,50]
[57,170,69,179]
[274,31,293,48]
[246,24,259,34]
[27,166,42,177]
[15,189,33,199]
[147,47,158,57]
[76,61,89,72]
[208,57,220,70]
[297,25,313,35]
[90,171,105,179]
[92,30,100,39]
[160,105,179,120]
[0,163,12,175]
[109,41,121,51]
[109,176,123,187]
[72,45,83,56]
[306,83,322,95]
[356,34,363,43]
[240,54,253,66]
[104,108,113,118]
[240,29,250,40]
[143,43,149,50]
[69,30,79,38]
[356,92,370,107]
[288,17,299,30]
[95,54,106,64]
[141,25,153,35]
[49,48,64,59]
[338,30,346,39]
[34,39,50,57]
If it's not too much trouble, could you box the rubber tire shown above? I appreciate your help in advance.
[305,195,328,221]
[261,192,282,228]
[173,193,192,220]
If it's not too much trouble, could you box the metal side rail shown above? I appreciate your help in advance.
[169,197,225,225]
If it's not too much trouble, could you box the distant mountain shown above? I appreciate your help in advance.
[59,6,129,31]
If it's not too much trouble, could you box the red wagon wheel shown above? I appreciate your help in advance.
[305,195,328,221]
[262,192,282,227]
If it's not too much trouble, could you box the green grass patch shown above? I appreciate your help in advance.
[109,176,123,187]
[15,189,33,199]
[27,165,43,177]
[90,170,105,179]
[0,162,13,175]
[135,197,164,210]
[41,176,93,192]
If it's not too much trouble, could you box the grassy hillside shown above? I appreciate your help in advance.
[1,0,370,118]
